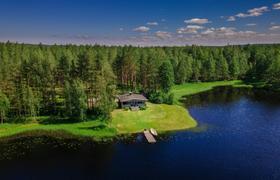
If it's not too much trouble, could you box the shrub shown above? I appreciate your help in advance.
[165,93,174,105]
[148,91,164,104]
[148,91,174,105]
[140,106,147,110]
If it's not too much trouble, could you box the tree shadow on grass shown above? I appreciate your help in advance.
[38,117,81,125]
[233,81,244,86]
[78,124,107,131]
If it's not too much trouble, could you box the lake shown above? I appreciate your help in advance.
[1,86,280,180]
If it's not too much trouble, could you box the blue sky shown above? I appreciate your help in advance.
[0,0,280,45]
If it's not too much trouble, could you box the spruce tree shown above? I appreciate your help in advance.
[64,80,87,121]
[0,91,10,124]
[158,61,174,93]
[176,59,187,84]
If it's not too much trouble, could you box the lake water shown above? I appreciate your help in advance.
[1,86,280,180]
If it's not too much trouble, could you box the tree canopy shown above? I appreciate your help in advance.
[0,42,279,122]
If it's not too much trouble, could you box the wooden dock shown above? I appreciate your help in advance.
[143,130,156,143]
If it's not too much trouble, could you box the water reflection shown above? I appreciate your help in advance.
[1,86,280,180]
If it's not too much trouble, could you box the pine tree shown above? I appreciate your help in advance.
[266,53,280,85]
[176,59,187,84]
[77,50,94,82]
[22,85,40,120]
[207,55,216,81]
[0,91,10,124]
[0,42,280,121]
[216,51,229,80]
[185,56,193,82]
[192,59,202,82]
[0,45,9,90]
[40,50,56,114]
[64,80,87,121]
[229,51,240,79]
[139,52,149,90]
[57,50,73,85]
[146,53,159,92]
[158,61,174,93]
[93,51,116,119]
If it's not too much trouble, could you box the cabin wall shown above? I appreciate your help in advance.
[119,100,146,108]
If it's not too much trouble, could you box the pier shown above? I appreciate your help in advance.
[143,130,156,143]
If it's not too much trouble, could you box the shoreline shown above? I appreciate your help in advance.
[0,80,248,141]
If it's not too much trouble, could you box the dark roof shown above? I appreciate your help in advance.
[118,93,148,102]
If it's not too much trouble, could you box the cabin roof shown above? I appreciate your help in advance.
[118,93,148,102]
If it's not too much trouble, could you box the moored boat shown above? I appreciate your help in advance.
[150,128,158,136]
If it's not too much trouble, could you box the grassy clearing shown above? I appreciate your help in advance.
[0,102,196,138]
[0,81,249,139]
[0,120,117,139]
[171,80,251,104]
[111,102,197,134]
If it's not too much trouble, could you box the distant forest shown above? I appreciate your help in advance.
[0,42,279,122]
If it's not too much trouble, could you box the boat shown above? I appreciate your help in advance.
[150,128,158,136]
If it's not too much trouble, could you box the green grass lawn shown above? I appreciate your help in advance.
[0,120,117,139]
[111,102,197,134]
[171,80,250,104]
[0,102,197,138]
[0,80,250,140]
[0,102,196,138]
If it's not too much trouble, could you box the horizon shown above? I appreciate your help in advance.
[1,0,280,46]
[1,40,280,47]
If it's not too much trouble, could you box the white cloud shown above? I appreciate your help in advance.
[247,6,269,16]
[236,6,269,18]
[177,25,204,34]
[200,27,257,38]
[201,28,215,35]
[214,27,237,36]
[235,13,247,18]
[225,6,269,22]
[125,31,279,46]
[75,34,90,39]
[6,32,280,47]
[155,31,172,39]
[133,26,150,32]
[246,23,257,26]
[184,18,211,24]
[147,22,159,26]
[227,16,236,22]
[273,3,280,10]
[119,28,124,31]
[269,26,280,30]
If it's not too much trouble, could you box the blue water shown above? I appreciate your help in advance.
[1,87,280,180]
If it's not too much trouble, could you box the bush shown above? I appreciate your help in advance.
[148,91,164,104]
[148,91,174,105]
[124,107,130,111]
[165,93,174,105]
[140,106,147,110]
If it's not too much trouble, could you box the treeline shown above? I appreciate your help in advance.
[0,42,279,123]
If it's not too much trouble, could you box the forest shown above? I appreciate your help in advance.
[0,42,279,123]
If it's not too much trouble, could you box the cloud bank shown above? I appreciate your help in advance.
[184,18,211,24]
[133,26,150,32]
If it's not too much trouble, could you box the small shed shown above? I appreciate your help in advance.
[117,93,148,109]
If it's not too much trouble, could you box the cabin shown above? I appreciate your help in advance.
[117,93,148,109]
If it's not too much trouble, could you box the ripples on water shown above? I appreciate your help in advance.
[1,86,280,180]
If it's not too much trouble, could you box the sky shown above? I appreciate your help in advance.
[0,0,280,46]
